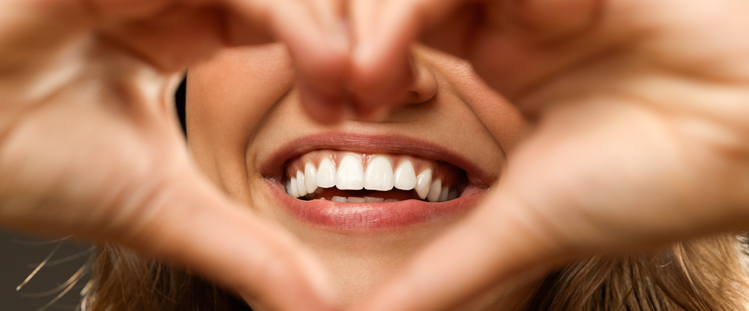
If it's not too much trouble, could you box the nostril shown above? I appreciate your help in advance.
[401,59,437,105]
[403,90,429,104]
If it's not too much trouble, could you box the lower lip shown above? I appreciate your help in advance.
[265,180,485,230]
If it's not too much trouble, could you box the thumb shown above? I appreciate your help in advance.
[119,169,339,311]
[356,184,567,311]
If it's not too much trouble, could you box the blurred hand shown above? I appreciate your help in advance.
[0,0,347,310]
[352,0,749,310]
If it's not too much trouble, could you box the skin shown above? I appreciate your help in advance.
[186,43,527,309]
[349,1,749,310]
[1,0,749,310]
[0,1,348,310]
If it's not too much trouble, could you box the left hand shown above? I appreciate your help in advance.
[0,1,347,310]
[346,0,749,310]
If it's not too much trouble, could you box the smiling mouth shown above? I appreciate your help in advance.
[261,134,489,229]
[283,150,468,203]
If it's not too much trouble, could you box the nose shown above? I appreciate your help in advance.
[401,56,438,105]
[350,51,437,121]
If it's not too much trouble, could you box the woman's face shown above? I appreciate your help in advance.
[187,43,528,309]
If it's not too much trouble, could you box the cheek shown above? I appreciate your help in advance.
[446,67,528,154]
[247,177,286,219]
[469,94,528,154]
[417,48,528,154]
[187,44,295,143]
[185,44,295,199]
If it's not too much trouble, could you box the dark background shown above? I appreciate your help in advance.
[0,78,188,310]
[0,230,93,311]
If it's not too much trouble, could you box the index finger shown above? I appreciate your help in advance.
[230,0,351,124]
[349,0,465,116]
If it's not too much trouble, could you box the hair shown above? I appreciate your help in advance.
[529,235,749,311]
[81,246,250,311]
[81,234,749,311]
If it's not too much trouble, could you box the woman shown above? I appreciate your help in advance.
[4,1,749,310]
[83,43,749,310]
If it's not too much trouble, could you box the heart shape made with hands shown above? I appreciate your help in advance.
[3,0,749,311]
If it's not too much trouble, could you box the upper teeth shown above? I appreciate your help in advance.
[393,160,416,190]
[285,152,460,202]
[336,154,364,190]
[316,158,337,188]
[364,156,394,191]
[414,168,432,200]
[304,163,318,194]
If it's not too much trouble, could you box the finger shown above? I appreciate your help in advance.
[232,0,350,124]
[295,0,350,124]
[122,169,339,311]
[508,0,601,36]
[93,0,351,95]
[86,0,175,21]
[96,5,228,72]
[349,0,463,115]
[356,187,567,311]
[350,0,602,110]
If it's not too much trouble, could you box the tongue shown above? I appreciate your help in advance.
[310,188,419,201]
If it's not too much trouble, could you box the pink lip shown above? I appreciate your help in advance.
[265,180,485,230]
[260,133,493,230]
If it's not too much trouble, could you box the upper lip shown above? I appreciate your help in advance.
[259,132,495,187]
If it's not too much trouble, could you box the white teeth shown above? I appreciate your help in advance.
[290,177,300,197]
[304,163,318,194]
[439,187,449,202]
[393,160,417,190]
[448,189,458,200]
[427,179,442,202]
[336,154,364,190]
[414,168,432,200]
[347,197,366,203]
[364,156,394,191]
[287,154,459,202]
[296,171,308,196]
[316,158,336,188]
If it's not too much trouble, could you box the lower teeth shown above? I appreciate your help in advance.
[325,196,400,203]
[288,183,462,203]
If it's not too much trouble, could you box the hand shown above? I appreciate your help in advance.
[0,0,347,310]
[352,0,749,310]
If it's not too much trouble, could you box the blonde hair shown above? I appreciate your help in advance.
[528,235,749,310]
[83,235,749,311]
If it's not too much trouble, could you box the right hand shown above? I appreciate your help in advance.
[350,1,749,311]
[0,1,347,310]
